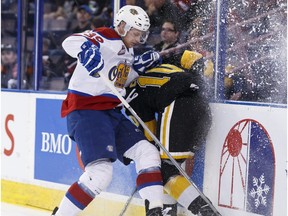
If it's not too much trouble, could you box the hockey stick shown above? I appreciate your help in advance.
[119,187,138,216]
[98,73,222,216]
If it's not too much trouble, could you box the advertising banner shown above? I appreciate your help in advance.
[205,103,287,216]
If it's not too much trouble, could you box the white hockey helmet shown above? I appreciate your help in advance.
[114,5,150,42]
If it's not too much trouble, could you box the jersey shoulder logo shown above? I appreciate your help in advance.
[118,45,126,55]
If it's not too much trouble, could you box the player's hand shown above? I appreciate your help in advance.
[133,50,162,74]
[78,41,104,76]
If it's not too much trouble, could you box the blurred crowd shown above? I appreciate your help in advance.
[1,0,287,103]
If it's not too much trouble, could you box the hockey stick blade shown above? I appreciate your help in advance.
[98,73,222,216]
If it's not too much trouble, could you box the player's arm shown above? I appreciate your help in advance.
[62,35,90,58]
[155,72,198,110]
[62,34,104,76]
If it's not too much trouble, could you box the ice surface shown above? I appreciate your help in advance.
[1,202,51,216]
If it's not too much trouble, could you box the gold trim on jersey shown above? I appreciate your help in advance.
[136,64,184,88]
[137,76,171,88]
[160,101,174,154]
[146,64,184,74]
[161,152,194,160]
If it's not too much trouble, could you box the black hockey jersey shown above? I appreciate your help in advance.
[125,64,212,159]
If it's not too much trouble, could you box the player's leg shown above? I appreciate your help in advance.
[116,114,164,216]
[158,100,216,215]
[52,160,113,216]
[162,159,217,216]
[52,110,118,216]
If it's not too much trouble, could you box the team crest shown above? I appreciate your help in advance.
[130,9,138,15]
[114,63,131,88]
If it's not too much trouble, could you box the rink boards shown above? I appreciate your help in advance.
[1,90,287,216]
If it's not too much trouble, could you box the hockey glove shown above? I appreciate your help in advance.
[133,50,162,74]
[78,41,104,76]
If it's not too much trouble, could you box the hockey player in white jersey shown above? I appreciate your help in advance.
[51,5,165,216]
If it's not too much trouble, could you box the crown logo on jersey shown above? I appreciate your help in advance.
[118,45,126,55]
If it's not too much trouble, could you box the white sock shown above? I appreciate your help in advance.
[139,185,163,209]
[56,196,82,216]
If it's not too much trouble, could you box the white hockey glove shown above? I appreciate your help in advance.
[133,50,162,74]
[78,41,104,76]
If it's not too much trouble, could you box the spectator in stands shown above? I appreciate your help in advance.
[223,64,260,102]
[92,6,113,28]
[41,38,58,89]
[186,21,214,93]
[242,0,287,103]
[1,44,18,89]
[72,4,94,33]
[188,19,203,51]
[170,0,196,29]
[93,0,113,16]
[43,1,68,31]
[144,0,182,44]
[153,19,182,66]
[91,16,106,29]
[126,0,136,5]
[188,17,213,52]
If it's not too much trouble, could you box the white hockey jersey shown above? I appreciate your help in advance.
[61,27,139,117]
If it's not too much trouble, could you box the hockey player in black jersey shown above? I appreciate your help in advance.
[125,50,219,216]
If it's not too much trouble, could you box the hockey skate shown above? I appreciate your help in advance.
[147,206,173,216]
[198,203,219,216]
[51,207,58,216]
[146,207,163,216]
[145,199,172,216]
[188,196,221,216]
[163,204,177,216]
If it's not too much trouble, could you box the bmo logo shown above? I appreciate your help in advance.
[41,132,72,155]
[34,98,82,184]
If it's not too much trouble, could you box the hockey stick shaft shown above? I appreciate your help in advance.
[99,74,221,215]
[119,187,138,216]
